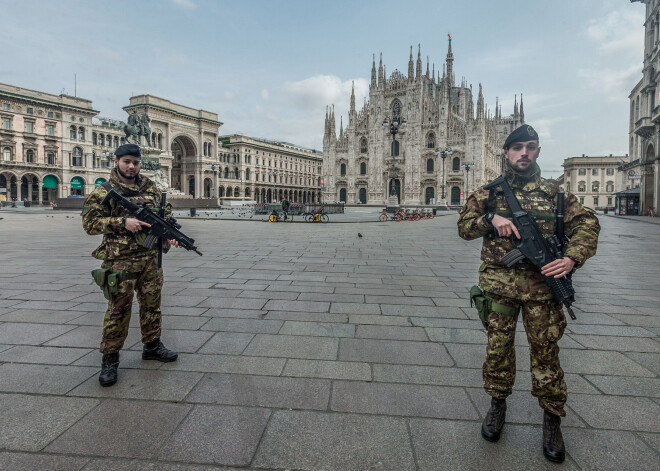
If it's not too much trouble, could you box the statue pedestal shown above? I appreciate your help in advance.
[385,194,400,212]
[436,198,448,209]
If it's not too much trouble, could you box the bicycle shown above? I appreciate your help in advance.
[379,208,390,222]
[304,206,329,223]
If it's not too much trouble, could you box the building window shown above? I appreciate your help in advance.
[26,149,34,162]
[47,152,55,165]
[2,118,10,130]
[579,197,584,204]
[26,107,33,114]
[566,170,571,177]
[427,132,435,148]
[578,168,586,175]
[593,197,599,206]
[606,183,614,192]
[360,162,366,175]
[106,136,111,147]
[452,157,460,171]
[114,136,119,148]
[73,147,83,166]
[47,111,53,118]
[78,127,85,140]
[70,126,76,139]
[92,132,97,145]
[607,197,612,205]
[565,183,570,192]
[47,125,54,136]
[427,158,434,172]
[2,103,9,110]
[578,182,586,192]
[3,147,11,161]
[340,163,346,176]
[25,121,34,133]
[360,137,367,154]
[606,168,614,175]
[592,182,600,192]
[592,168,598,176]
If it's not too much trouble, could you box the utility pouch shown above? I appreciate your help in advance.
[91,267,138,301]
[91,268,111,288]
[469,285,519,330]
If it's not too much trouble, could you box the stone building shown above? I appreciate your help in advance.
[218,134,322,203]
[322,38,523,206]
[630,0,660,213]
[561,154,627,210]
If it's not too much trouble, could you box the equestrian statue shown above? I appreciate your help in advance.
[120,110,152,147]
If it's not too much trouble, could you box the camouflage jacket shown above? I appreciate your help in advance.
[457,163,600,269]
[81,169,172,260]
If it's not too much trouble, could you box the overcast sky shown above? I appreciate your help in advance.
[1,0,645,179]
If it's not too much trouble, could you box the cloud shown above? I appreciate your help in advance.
[94,47,123,63]
[261,89,269,100]
[171,0,196,9]
[280,75,369,111]
[577,65,641,102]
[586,9,644,56]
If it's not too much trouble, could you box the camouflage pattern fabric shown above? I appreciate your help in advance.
[482,277,567,416]
[81,168,171,354]
[458,163,600,416]
[99,255,163,353]
[81,169,171,260]
[457,163,600,269]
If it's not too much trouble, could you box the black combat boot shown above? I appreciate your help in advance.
[99,352,119,387]
[543,410,566,463]
[481,397,507,442]
[142,339,178,362]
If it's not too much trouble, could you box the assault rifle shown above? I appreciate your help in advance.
[101,189,203,256]
[483,176,576,319]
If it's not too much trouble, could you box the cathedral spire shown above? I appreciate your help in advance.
[477,83,484,120]
[416,44,422,81]
[426,56,430,78]
[408,46,414,83]
[378,53,384,88]
[432,63,435,83]
[446,33,454,87]
[514,94,519,118]
[495,97,499,119]
[519,93,524,121]
[371,54,377,89]
[349,81,356,126]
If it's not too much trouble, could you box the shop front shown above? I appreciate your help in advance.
[614,187,640,215]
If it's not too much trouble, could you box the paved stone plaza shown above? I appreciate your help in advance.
[0,209,658,470]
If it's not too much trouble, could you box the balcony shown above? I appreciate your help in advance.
[634,116,655,138]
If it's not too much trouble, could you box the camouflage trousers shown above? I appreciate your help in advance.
[480,265,568,416]
[99,255,163,354]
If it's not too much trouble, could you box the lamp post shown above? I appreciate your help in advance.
[434,147,452,207]
[211,163,217,200]
[381,114,406,208]
[463,162,474,203]
[270,170,278,203]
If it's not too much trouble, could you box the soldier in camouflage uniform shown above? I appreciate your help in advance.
[82,143,179,387]
[457,125,600,463]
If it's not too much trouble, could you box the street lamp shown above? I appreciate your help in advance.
[270,170,278,203]
[211,163,217,199]
[463,162,474,203]
[434,147,452,206]
[381,115,406,207]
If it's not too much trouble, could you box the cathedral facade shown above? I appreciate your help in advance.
[322,38,524,206]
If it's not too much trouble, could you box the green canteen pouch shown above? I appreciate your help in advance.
[106,272,120,299]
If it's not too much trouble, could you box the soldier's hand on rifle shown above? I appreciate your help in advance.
[125,218,151,233]
[541,257,575,279]
[169,239,181,248]
[491,214,521,239]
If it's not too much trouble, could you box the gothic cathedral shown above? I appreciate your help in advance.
[322,37,524,206]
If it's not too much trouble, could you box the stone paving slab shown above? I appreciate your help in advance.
[339,338,453,366]
[0,452,90,471]
[160,353,286,376]
[0,363,99,394]
[282,358,372,381]
[45,399,191,459]
[0,308,88,324]
[0,345,92,364]
[0,393,99,451]
[0,322,77,345]
[158,404,270,467]
[252,410,416,470]
[186,373,331,410]
[569,394,660,432]
[243,333,338,360]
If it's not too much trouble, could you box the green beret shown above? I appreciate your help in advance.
[503,124,539,149]
[115,144,141,158]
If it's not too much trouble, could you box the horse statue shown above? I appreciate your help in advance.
[119,110,152,147]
